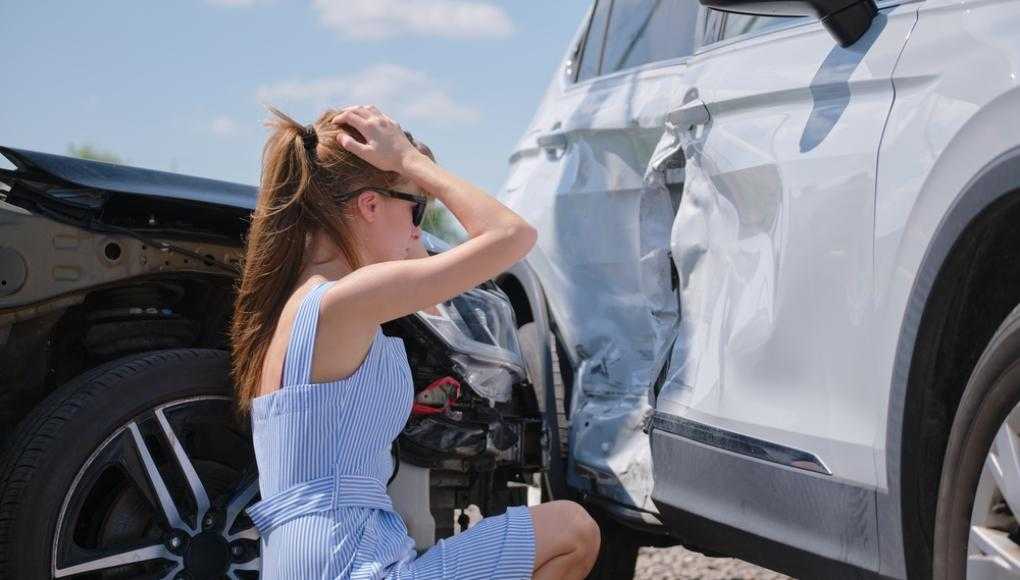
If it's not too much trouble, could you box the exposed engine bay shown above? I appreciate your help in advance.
[382,282,545,543]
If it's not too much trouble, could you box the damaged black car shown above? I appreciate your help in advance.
[0,147,563,579]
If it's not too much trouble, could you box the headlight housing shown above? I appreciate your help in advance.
[415,285,526,402]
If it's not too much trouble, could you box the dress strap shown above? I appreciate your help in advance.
[282,279,335,387]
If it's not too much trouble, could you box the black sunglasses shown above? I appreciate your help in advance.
[341,187,428,227]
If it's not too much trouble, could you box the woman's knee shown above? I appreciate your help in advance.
[530,501,601,576]
[568,502,600,563]
[546,500,600,554]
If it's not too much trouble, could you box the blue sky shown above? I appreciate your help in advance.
[0,1,588,194]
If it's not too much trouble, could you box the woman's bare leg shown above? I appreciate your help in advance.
[529,500,600,580]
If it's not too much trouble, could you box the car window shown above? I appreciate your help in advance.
[718,11,800,41]
[695,6,724,48]
[576,0,613,82]
[600,0,700,75]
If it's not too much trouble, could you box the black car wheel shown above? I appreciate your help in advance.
[0,349,260,580]
[934,304,1020,579]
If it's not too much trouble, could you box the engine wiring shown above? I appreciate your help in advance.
[412,376,462,416]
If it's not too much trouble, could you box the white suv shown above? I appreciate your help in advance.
[499,0,1020,578]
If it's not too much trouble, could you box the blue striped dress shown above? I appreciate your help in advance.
[245,279,536,579]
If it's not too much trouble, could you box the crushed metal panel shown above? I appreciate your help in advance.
[654,10,915,488]
[500,70,692,511]
[660,117,784,410]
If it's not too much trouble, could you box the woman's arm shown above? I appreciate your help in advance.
[323,105,537,328]
[406,236,440,316]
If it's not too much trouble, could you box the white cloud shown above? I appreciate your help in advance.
[312,0,514,40]
[255,64,480,124]
[210,116,240,137]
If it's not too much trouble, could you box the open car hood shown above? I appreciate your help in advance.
[0,146,257,210]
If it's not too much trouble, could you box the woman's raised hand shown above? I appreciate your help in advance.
[330,105,426,173]
[317,105,537,331]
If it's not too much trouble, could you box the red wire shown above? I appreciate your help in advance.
[411,376,461,416]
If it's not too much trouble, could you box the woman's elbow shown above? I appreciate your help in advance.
[511,222,538,256]
[491,222,537,264]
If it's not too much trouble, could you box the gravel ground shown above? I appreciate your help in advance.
[634,546,791,580]
[457,505,790,578]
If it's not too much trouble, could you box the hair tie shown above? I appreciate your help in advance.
[301,124,318,151]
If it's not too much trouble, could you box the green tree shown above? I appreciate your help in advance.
[66,142,122,164]
[422,202,467,245]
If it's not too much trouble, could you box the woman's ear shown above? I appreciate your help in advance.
[354,190,381,223]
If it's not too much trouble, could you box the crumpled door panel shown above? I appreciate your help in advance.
[658,118,783,412]
[557,133,677,512]
[654,9,917,485]
[502,72,692,512]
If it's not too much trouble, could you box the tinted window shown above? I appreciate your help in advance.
[601,0,699,75]
[719,11,798,41]
[576,0,612,82]
[696,7,724,48]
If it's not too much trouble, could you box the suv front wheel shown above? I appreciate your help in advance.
[935,304,1020,579]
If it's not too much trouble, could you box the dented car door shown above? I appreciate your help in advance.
[649,4,920,566]
[501,0,704,519]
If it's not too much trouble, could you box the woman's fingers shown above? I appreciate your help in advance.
[337,132,370,156]
[332,112,373,151]
[347,106,373,119]
[328,104,419,172]
[330,107,370,125]
[330,109,358,126]
[332,105,399,132]
[332,110,372,135]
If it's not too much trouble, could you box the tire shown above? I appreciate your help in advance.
[518,322,570,501]
[0,349,260,580]
[586,506,640,580]
[551,330,571,458]
[518,322,568,453]
[934,303,1020,579]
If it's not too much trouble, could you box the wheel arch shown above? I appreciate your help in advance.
[1,273,237,450]
[495,261,575,499]
[886,143,1020,578]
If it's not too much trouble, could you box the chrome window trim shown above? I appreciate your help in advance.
[564,51,693,93]
[565,2,598,84]
[572,0,614,84]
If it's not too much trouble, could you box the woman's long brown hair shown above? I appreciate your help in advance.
[231,106,433,418]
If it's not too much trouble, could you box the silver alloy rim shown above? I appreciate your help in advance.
[51,395,260,579]
[969,403,1020,578]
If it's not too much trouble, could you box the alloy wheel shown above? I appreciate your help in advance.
[969,402,1020,578]
[51,396,260,579]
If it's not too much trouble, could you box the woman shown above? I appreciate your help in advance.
[230,104,600,579]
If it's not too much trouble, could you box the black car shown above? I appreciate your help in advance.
[0,147,564,579]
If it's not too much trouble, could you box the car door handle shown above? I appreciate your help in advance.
[667,99,711,130]
[537,132,568,151]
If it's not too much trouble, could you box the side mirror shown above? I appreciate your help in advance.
[700,0,878,47]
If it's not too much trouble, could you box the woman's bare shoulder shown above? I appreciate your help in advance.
[313,276,380,382]
[317,260,420,327]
